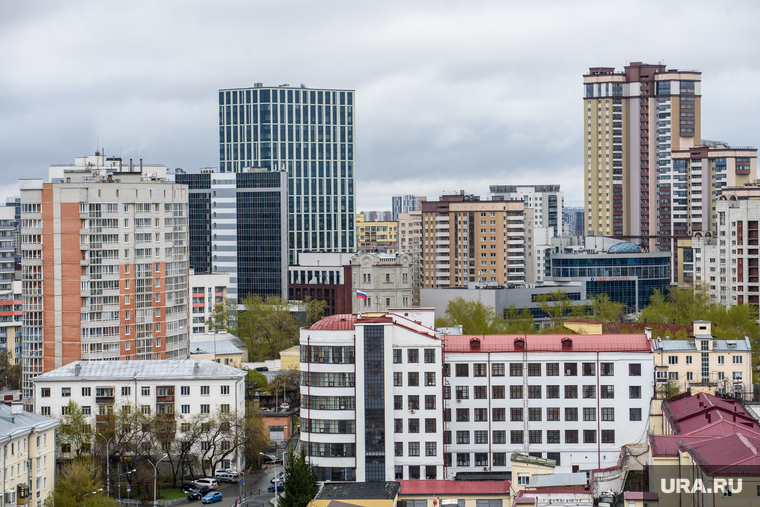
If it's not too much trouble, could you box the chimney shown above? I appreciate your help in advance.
[10,402,22,416]
[194,362,200,375]
[140,159,143,173]
[75,364,82,377]
[130,159,133,172]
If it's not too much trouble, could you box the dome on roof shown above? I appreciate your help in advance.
[608,241,641,254]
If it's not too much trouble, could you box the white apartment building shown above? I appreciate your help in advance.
[489,185,564,237]
[0,404,60,507]
[20,156,189,408]
[32,360,245,468]
[300,309,443,482]
[443,333,654,476]
[351,253,414,313]
[190,270,230,335]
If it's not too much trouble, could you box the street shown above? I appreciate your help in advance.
[180,466,278,507]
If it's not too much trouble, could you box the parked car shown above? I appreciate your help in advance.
[201,492,223,504]
[268,484,285,493]
[187,487,210,501]
[181,482,198,493]
[261,454,282,464]
[270,472,285,484]
[194,478,219,490]
[214,471,239,483]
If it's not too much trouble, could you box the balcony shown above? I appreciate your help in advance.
[95,396,115,405]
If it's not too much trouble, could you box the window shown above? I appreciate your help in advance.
[425,419,436,433]
[393,372,402,387]
[200,404,210,414]
[528,385,541,399]
[425,395,436,409]
[547,407,560,421]
[565,363,577,376]
[546,385,560,398]
[517,474,530,486]
[629,363,641,376]
[41,388,50,398]
[443,385,450,399]
[492,363,505,376]
[474,363,487,377]
[668,356,678,365]
[408,372,419,386]
[547,430,561,444]
[492,385,505,399]
[141,405,151,415]
[62,388,71,397]
[584,430,597,443]
[582,362,595,376]
[528,363,541,376]
[475,430,488,444]
[81,387,91,396]
[141,386,150,396]
[565,385,578,398]
[601,385,614,398]
[457,453,470,466]
[734,356,743,364]
[122,387,131,396]
[630,408,642,421]
[425,372,436,386]
[474,386,487,399]
[425,442,437,457]
[455,364,469,377]
[565,430,578,443]
[529,430,542,444]
[201,386,210,395]
[443,363,450,377]
[492,407,506,421]
[601,408,615,421]
[180,386,190,396]
[408,395,419,410]
[583,408,596,421]
[510,385,523,399]
[510,363,522,376]
[181,405,190,414]
[394,396,403,410]
[455,386,469,399]
[546,363,559,376]
[393,349,402,363]
[424,349,435,363]
[630,386,641,399]
[456,408,469,422]
[474,408,488,422]
[408,442,420,456]
[456,431,470,444]
[602,430,615,444]
[40,407,50,416]
[511,431,524,444]
[583,385,596,398]
[408,349,419,363]
[600,363,614,376]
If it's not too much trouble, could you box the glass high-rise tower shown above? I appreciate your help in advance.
[218,85,356,264]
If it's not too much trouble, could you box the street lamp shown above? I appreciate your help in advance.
[83,488,103,507]
[97,432,114,497]
[147,454,169,507]
[118,468,136,506]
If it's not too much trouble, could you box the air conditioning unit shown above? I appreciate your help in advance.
[328,382,335,387]
[320,428,325,433]
[339,405,346,410]
[319,405,325,409]
[410,409,416,414]
[456,398,462,403]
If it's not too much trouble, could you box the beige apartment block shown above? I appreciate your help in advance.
[356,213,398,253]
[652,321,752,398]
[398,210,422,305]
[420,194,531,288]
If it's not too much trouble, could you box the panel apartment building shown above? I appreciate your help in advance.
[175,169,288,302]
[420,194,532,288]
[19,154,190,407]
[218,85,356,264]
[583,63,756,268]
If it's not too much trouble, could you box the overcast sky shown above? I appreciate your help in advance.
[2,1,760,211]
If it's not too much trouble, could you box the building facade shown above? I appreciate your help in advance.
[299,310,443,482]
[0,206,21,364]
[420,194,532,288]
[20,157,190,408]
[549,244,671,313]
[398,211,422,306]
[33,360,246,468]
[392,195,423,222]
[218,85,356,264]
[189,270,229,335]
[443,333,654,476]
[652,321,753,398]
[288,252,353,317]
[0,404,60,507]
[489,185,563,237]
[351,253,414,313]
[175,169,288,302]
[356,213,398,253]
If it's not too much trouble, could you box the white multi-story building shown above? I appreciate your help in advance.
[489,185,564,237]
[189,270,230,335]
[300,309,443,482]
[0,404,60,507]
[392,195,423,222]
[442,333,654,476]
[19,155,190,408]
[33,359,246,468]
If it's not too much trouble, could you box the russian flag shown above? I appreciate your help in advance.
[356,290,368,300]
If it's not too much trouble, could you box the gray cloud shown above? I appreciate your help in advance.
[1,0,759,213]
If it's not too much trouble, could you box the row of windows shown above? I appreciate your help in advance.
[445,362,641,377]
[394,418,437,433]
[444,384,638,400]
[448,429,615,447]
[668,355,743,364]
[393,372,437,387]
[443,406,642,423]
[41,385,230,398]
[393,348,437,364]
[394,395,437,410]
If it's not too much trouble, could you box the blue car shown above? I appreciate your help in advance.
[268,484,285,493]
[201,492,223,504]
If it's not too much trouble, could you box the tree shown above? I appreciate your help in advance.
[58,400,93,459]
[436,297,506,335]
[534,289,577,328]
[0,349,21,390]
[502,304,537,334]
[304,296,329,326]
[207,298,238,333]
[269,369,301,410]
[236,295,299,361]
[246,369,269,400]
[281,448,318,507]
[244,402,271,468]
[43,459,116,507]
[587,293,626,323]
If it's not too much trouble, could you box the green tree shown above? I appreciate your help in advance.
[244,402,271,468]
[270,369,301,410]
[0,349,21,390]
[281,448,318,507]
[502,304,537,334]
[58,400,93,458]
[534,289,576,328]
[435,297,505,334]
[304,296,329,326]
[43,459,116,507]
[207,298,238,333]
[587,293,626,323]
[236,295,299,361]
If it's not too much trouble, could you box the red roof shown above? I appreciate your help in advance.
[308,314,359,331]
[443,334,650,353]
[398,480,510,495]
[663,393,760,434]
[684,432,760,474]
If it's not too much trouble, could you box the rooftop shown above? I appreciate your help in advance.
[398,480,510,495]
[33,359,246,383]
[528,472,588,489]
[443,334,651,353]
[315,482,400,500]
[189,339,246,356]
[0,405,60,440]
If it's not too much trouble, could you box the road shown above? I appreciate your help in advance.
[181,466,279,507]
